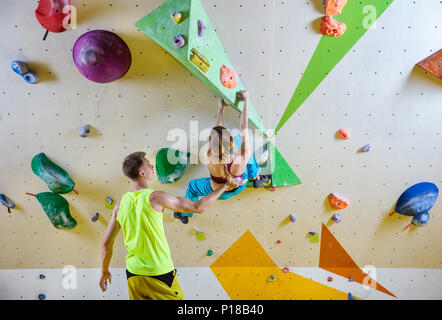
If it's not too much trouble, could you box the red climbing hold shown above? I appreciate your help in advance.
[320,16,346,38]
[328,193,349,210]
[416,49,442,80]
[35,0,71,33]
[323,0,348,16]
[220,65,237,89]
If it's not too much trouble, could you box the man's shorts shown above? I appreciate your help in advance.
[127,269,185,300]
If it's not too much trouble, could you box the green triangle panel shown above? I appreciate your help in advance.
[268,141,301,187]
[136,0,301,186]
[275,0,395,133]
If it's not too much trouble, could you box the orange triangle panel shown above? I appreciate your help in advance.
[319,223,396,298]
[210,230,350,300]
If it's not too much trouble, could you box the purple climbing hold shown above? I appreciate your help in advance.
[173,35,186,48]
[197,20,206,37]
[360,144,371,153]
[331,213,342,223]
[73,30,132,83]
[289,213,296,223]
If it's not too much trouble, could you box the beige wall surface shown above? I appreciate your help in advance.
[0,0,441,270]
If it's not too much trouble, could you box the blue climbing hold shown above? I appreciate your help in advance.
[0,193,15,213]
[392,182,438,228]
[11,61,38,84]
[348,292,356,300]
[38,293,46,300]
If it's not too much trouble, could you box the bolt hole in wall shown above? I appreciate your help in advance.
[0,0,442,300]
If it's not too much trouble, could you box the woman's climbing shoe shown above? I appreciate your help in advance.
[173,212,189,224]
[253,175,271,188]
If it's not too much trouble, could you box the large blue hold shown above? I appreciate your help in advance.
[395,182,438,226]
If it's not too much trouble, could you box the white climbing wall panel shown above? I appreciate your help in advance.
[0,0,441,299]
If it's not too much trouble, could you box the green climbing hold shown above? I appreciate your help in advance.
[34,192,77,229]
[155,148,190,184]
[206,250,214,256]
[31,153,75,194]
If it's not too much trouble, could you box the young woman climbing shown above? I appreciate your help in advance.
[174,90,269,224]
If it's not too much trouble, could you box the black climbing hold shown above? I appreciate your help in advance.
[0,193,15,213]
[173,212,189,224]
[91,212,99,222]
[39,274,46,279]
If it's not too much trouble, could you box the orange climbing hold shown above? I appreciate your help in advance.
[323,0,348,16]
[416,49,442,80]
[220,65,237,89]
[336,128,350,140]
[328,193,349,210]
[320,16,346,38]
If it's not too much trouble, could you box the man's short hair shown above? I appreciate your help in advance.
[122,152,146,180]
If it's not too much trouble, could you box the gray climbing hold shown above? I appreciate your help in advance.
[267,274,276,282]
[78,124,91,137]
[331,213,342,223]
[289,213,296,223]
[105,196,113,205]
[91,212,99,222]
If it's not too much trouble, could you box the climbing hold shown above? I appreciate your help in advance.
[31,153,76,194]
[171,12,182,24]
[416,49,442,80]
[327,276,333,282]
[391,182,439,229]
[253,175,271,188]
[29,192,77,229]
[289,214,296,223]
[308,231,317,236]
[348,292,356,300]
[220,65,238,89]
[193,226,204,233]
[190,48,210,73]
[197,19,206,37]
[320,16,346,37]
[282,267,290,273]
[331,213,343,223]
[155,148,190,184]
[23,72,39,84]
[267,274,276,282]
[11,61,39,84]
[265,187,278,192]
[105,196,113,205]
[276,240,282,244]
[207,250,214,256]
[323,0,348,16]
[91,212,99,222]
[73,30,132,83]
[35,0,71,33]
[328,193,349,210]
[348,277,354,282]
[0,194,15,213]
[173,34,186,48]
[39,274,46,279]
[78,124,91,137]
[38,293,46,300]
[336,128,350,140]
[359,144,371,153]
[11,61,29,76]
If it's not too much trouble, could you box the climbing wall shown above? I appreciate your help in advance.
[0,0,441,300]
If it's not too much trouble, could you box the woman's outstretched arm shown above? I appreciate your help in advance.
[238,90,251,162]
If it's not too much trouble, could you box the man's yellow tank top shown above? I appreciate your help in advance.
[116,188,174,276]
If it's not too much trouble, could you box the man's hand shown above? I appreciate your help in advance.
[99,269,112,292]
[237,90,249,101]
